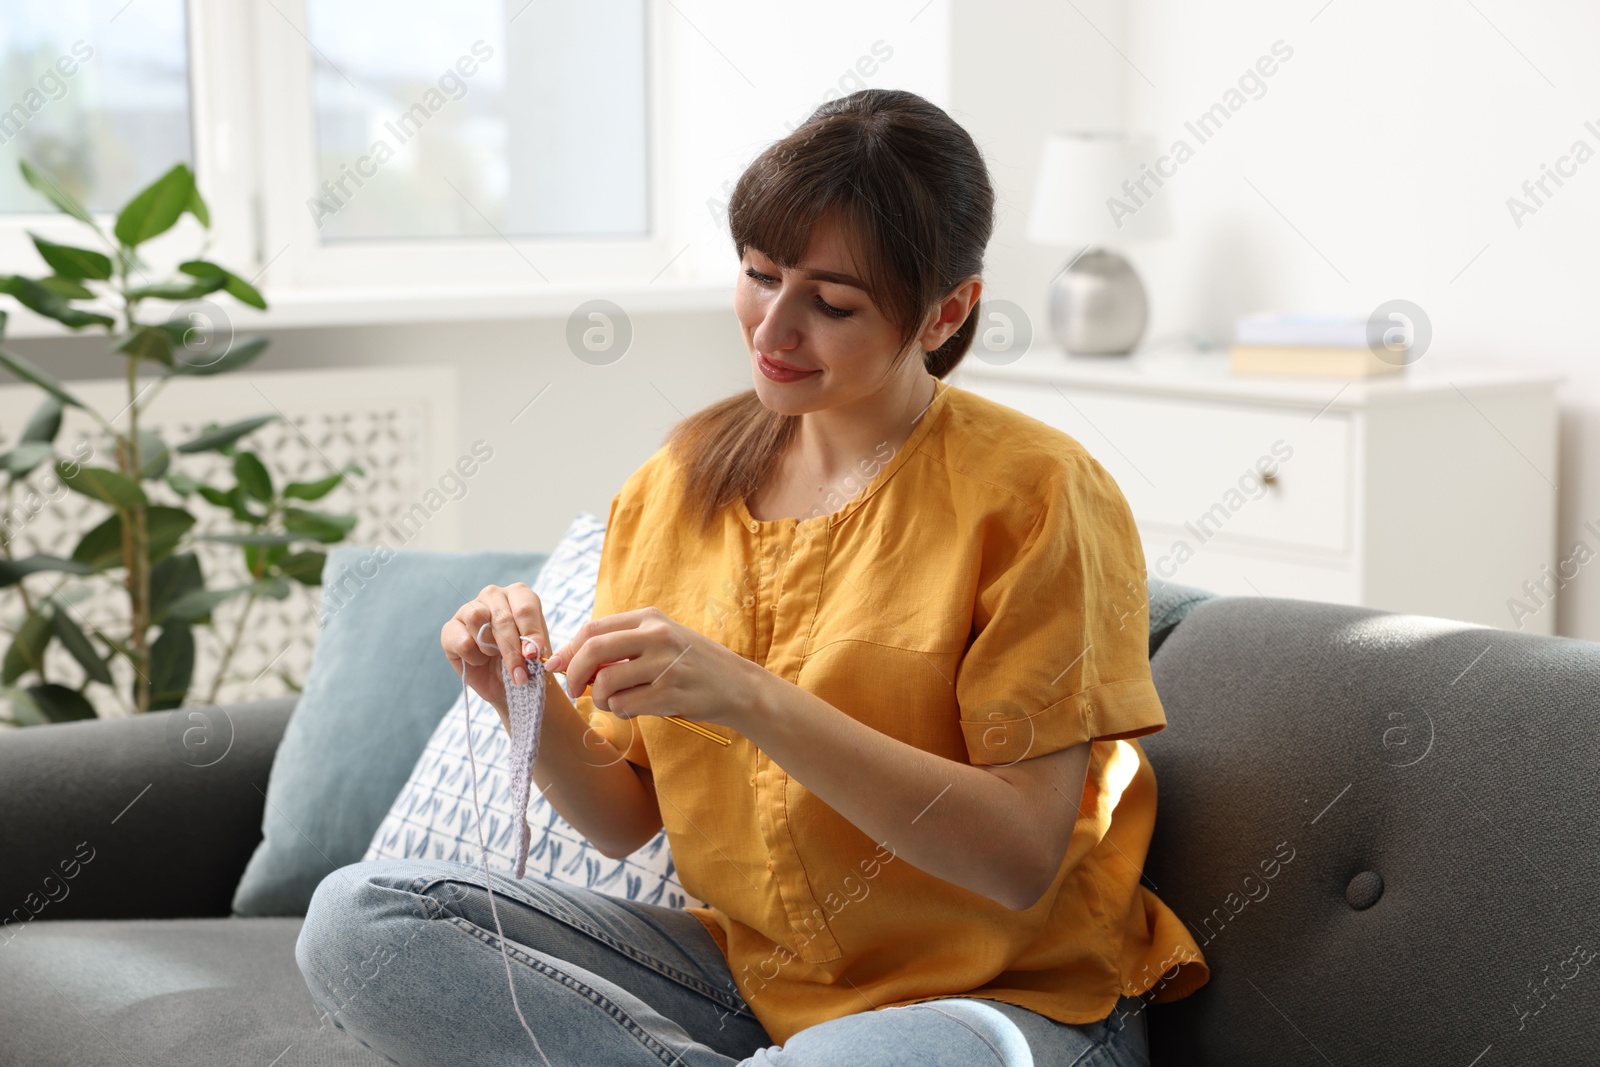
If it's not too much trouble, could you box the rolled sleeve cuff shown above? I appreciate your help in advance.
[960,675,1167,766]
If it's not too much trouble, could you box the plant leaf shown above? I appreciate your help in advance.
[2,606,53,684]
[50,607,113,685]
[1,441,56,478]
[37,276,97,300]
[278,549,327,585]
[146,505,197,562]
[178,260,266,310]
[124,275,229,302]
[55,462,147,510]
[282,506,359,543]
[70,514,124,570]
[0,347,86,409]
[3,685,46,726]
[21,395,63,443]
[165,470,203,497]
[0,553,95,587]
[254,575,292,600]
[70,506,195,570]
[24,683,97,722]
[116,324,175,366]
[187,183,210,228]
[19,160,97,228]
[233,451,272,502]
[223,484,265,524]
[28,234,113,280]
[176,414,276,454]
[282,467,352,501]
[0,275,115,330]
[146,622,194,710]
[114,163,195,248]
[197,531,300,546]
[165,583,251,623]
[137,428,169,480]
[149,550,204,626]
[167,335,268,377]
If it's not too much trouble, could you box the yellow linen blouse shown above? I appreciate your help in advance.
[579,371,1209,1044]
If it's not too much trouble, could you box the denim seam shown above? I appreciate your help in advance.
[440,913,708,1067]
[891,1003,1011,1067]
[405,872,753,1017]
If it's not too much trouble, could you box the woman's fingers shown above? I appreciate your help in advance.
[504,582,554,662]
[471,584,522,685]
[442,611,493,672]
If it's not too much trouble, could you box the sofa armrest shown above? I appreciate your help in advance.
[0,696,296,927]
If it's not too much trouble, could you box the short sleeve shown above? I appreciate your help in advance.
[955,454,1165,766]
[572,489,652,772]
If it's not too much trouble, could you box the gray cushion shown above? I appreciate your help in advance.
[0,917,387,1066]
[231,548,549,917]
[1139,594,1600,1065]
[0,698,296,925]
[1147,577,1217,657]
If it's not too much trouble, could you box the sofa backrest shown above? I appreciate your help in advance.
[1138,595,1600,1064]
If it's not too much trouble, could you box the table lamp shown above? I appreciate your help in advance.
[1027,131,1170,356]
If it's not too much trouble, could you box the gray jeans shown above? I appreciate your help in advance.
[295,858,1151,1066]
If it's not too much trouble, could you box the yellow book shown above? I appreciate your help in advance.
[1229,344,1408,378]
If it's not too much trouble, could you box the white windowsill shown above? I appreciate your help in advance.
[0,280,736,339]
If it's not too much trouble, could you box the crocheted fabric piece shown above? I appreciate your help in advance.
[500,651,546,881]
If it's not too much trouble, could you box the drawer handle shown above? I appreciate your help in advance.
[1261,471,1277,485]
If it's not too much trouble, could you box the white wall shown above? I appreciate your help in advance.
[1112,0,1600,640]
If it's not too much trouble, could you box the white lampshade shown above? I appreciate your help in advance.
[1027,131,1171,245]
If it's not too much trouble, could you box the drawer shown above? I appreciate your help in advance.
[959,379,1353,555]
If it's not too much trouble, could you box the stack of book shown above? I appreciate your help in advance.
[1229,312,1408,378]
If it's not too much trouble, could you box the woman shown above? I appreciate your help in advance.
[297,88,1207,1066]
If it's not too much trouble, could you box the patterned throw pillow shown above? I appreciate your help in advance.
[363,513,703,909]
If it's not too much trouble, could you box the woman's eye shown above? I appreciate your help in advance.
[813,295,852,319]
[744,267,778,285]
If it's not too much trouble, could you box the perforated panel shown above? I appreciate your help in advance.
[0,364,457,718]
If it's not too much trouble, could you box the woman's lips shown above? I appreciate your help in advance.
[758,352,818,382]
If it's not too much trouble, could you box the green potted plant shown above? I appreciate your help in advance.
[0,159,362,725]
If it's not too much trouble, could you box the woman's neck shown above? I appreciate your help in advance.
[787,367,934,483]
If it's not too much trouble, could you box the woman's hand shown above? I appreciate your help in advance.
[440,582,555,712]
[545,606,766,733]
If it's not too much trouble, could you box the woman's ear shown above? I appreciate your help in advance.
[917,275,984,352]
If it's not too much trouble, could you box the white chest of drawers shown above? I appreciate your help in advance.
[950,346,1564,635]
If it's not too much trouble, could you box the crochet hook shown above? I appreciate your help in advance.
[477,624,730,746]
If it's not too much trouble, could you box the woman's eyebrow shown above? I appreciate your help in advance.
[798,267,868,290]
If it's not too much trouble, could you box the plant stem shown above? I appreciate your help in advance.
[0,481,36,621]
[115,291,152,712]
[205,586,259,705]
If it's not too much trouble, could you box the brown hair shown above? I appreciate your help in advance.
[663,88,996,534]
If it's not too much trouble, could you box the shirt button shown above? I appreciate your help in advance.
[749,521,759,532]
[766,859,774,872]
[749,773,756,785]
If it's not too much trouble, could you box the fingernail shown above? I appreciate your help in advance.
[514,665,529,686]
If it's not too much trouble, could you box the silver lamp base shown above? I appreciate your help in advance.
[1046,247,1149,356]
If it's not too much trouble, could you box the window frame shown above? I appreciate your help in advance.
[0,0,696,339]
[248,0,676,291]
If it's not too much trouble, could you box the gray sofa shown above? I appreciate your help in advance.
[3,587,1597,1065]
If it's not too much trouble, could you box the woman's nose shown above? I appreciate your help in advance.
[751,296,801,354]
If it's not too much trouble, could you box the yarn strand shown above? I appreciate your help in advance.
[461,625,554,1067]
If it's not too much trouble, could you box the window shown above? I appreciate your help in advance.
[0,0,953,328]
[302,0,649,242]
[0,1,194,215]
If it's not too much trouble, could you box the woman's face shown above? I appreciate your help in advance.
[734,213,920,414]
